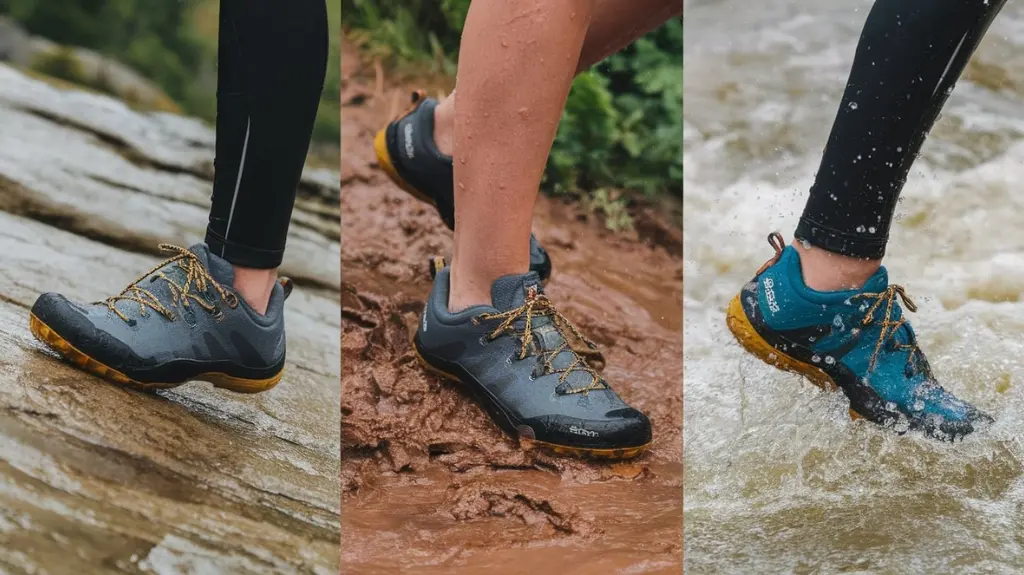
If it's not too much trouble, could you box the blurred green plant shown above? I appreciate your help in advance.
[1,0,340,145]
[343,0,682,216]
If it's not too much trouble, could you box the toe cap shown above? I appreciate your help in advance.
[31,293,134,370]
[530,407,652,450]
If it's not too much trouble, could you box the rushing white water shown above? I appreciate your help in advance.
[684,1,1024,572]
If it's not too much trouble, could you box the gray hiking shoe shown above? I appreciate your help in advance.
[413,257,651,459]
[29,243,290,393]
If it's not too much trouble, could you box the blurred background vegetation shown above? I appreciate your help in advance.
[0,0,341,154]
[343,0,682,228]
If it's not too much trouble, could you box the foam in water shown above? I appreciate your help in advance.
[685,1,1024,572]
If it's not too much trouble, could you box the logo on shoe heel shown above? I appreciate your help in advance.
[763,277,781,314]
[403,124,415,158]
[569,425,598,438]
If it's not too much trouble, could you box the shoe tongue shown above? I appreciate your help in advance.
[856,265,919,351]
[189,243,234,286]
[490,271,542,311]
[861,266,889,294]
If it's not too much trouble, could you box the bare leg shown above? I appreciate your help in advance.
[433,0,681,156]
[448,0,594,311]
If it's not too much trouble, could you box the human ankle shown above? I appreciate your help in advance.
[794,241,881,291]
[433,94,455,158]
[232,266,278,315]
[447,263,496,313]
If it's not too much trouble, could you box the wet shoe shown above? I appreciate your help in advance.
[373,90,552,283]
[29,243,291,393]
[413,257,651,459]
[726,233,993,440]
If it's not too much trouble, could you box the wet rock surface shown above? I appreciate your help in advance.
[0,64,339,573]
[341,48,682,574]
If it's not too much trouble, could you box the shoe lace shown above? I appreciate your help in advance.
[853,285,923,375]
[101,244,238,323]
[473,286,607,394]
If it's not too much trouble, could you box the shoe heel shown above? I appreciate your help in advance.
[372,128,437,206]
[412,343,460,383]
[725,295,840,394]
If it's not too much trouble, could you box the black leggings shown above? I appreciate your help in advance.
[795,0,1007,260]
[205,0,328,269]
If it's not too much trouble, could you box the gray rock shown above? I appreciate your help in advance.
[0,64,339,572]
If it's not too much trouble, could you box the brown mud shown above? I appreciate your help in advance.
[341,45,683,573]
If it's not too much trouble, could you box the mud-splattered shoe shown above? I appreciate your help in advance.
[726,233,993,440]
[29,243,291,393]
[373,90,552,283]
[413,257,651,458]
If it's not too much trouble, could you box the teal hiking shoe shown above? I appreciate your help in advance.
[726,233,993,440]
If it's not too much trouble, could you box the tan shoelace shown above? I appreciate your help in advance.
[474,286,607,394]
[101,245,237,323]
[853,284,922,374]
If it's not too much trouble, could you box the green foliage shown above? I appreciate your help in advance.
[343,2,682,210]
[2,0,340,145]
[5,0,204,106]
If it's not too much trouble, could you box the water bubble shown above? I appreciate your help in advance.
[856,225,866,233]
[812,355,821,363]
[868,226,876,233]
[848,102,859,110]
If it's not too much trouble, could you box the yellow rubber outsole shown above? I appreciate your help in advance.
[725,295,864,421]
[373,128,437,206]
[413,345,651,460]
[29,313,282,394]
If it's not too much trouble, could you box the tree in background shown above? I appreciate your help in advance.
[0,0,340,146]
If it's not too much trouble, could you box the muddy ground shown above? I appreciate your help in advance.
[340,48,683,574]
[0,63,340,573]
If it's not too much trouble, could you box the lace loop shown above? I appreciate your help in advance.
[474,288,606,394]
[101,245,234,324]
[853,284,922,373]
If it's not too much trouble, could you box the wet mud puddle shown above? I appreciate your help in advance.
[0,64,340,573]
[686,1,1024,573]
[341,48,683,574]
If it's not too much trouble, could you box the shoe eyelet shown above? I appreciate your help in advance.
[478,336,489,346]
[226,293,239,308]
